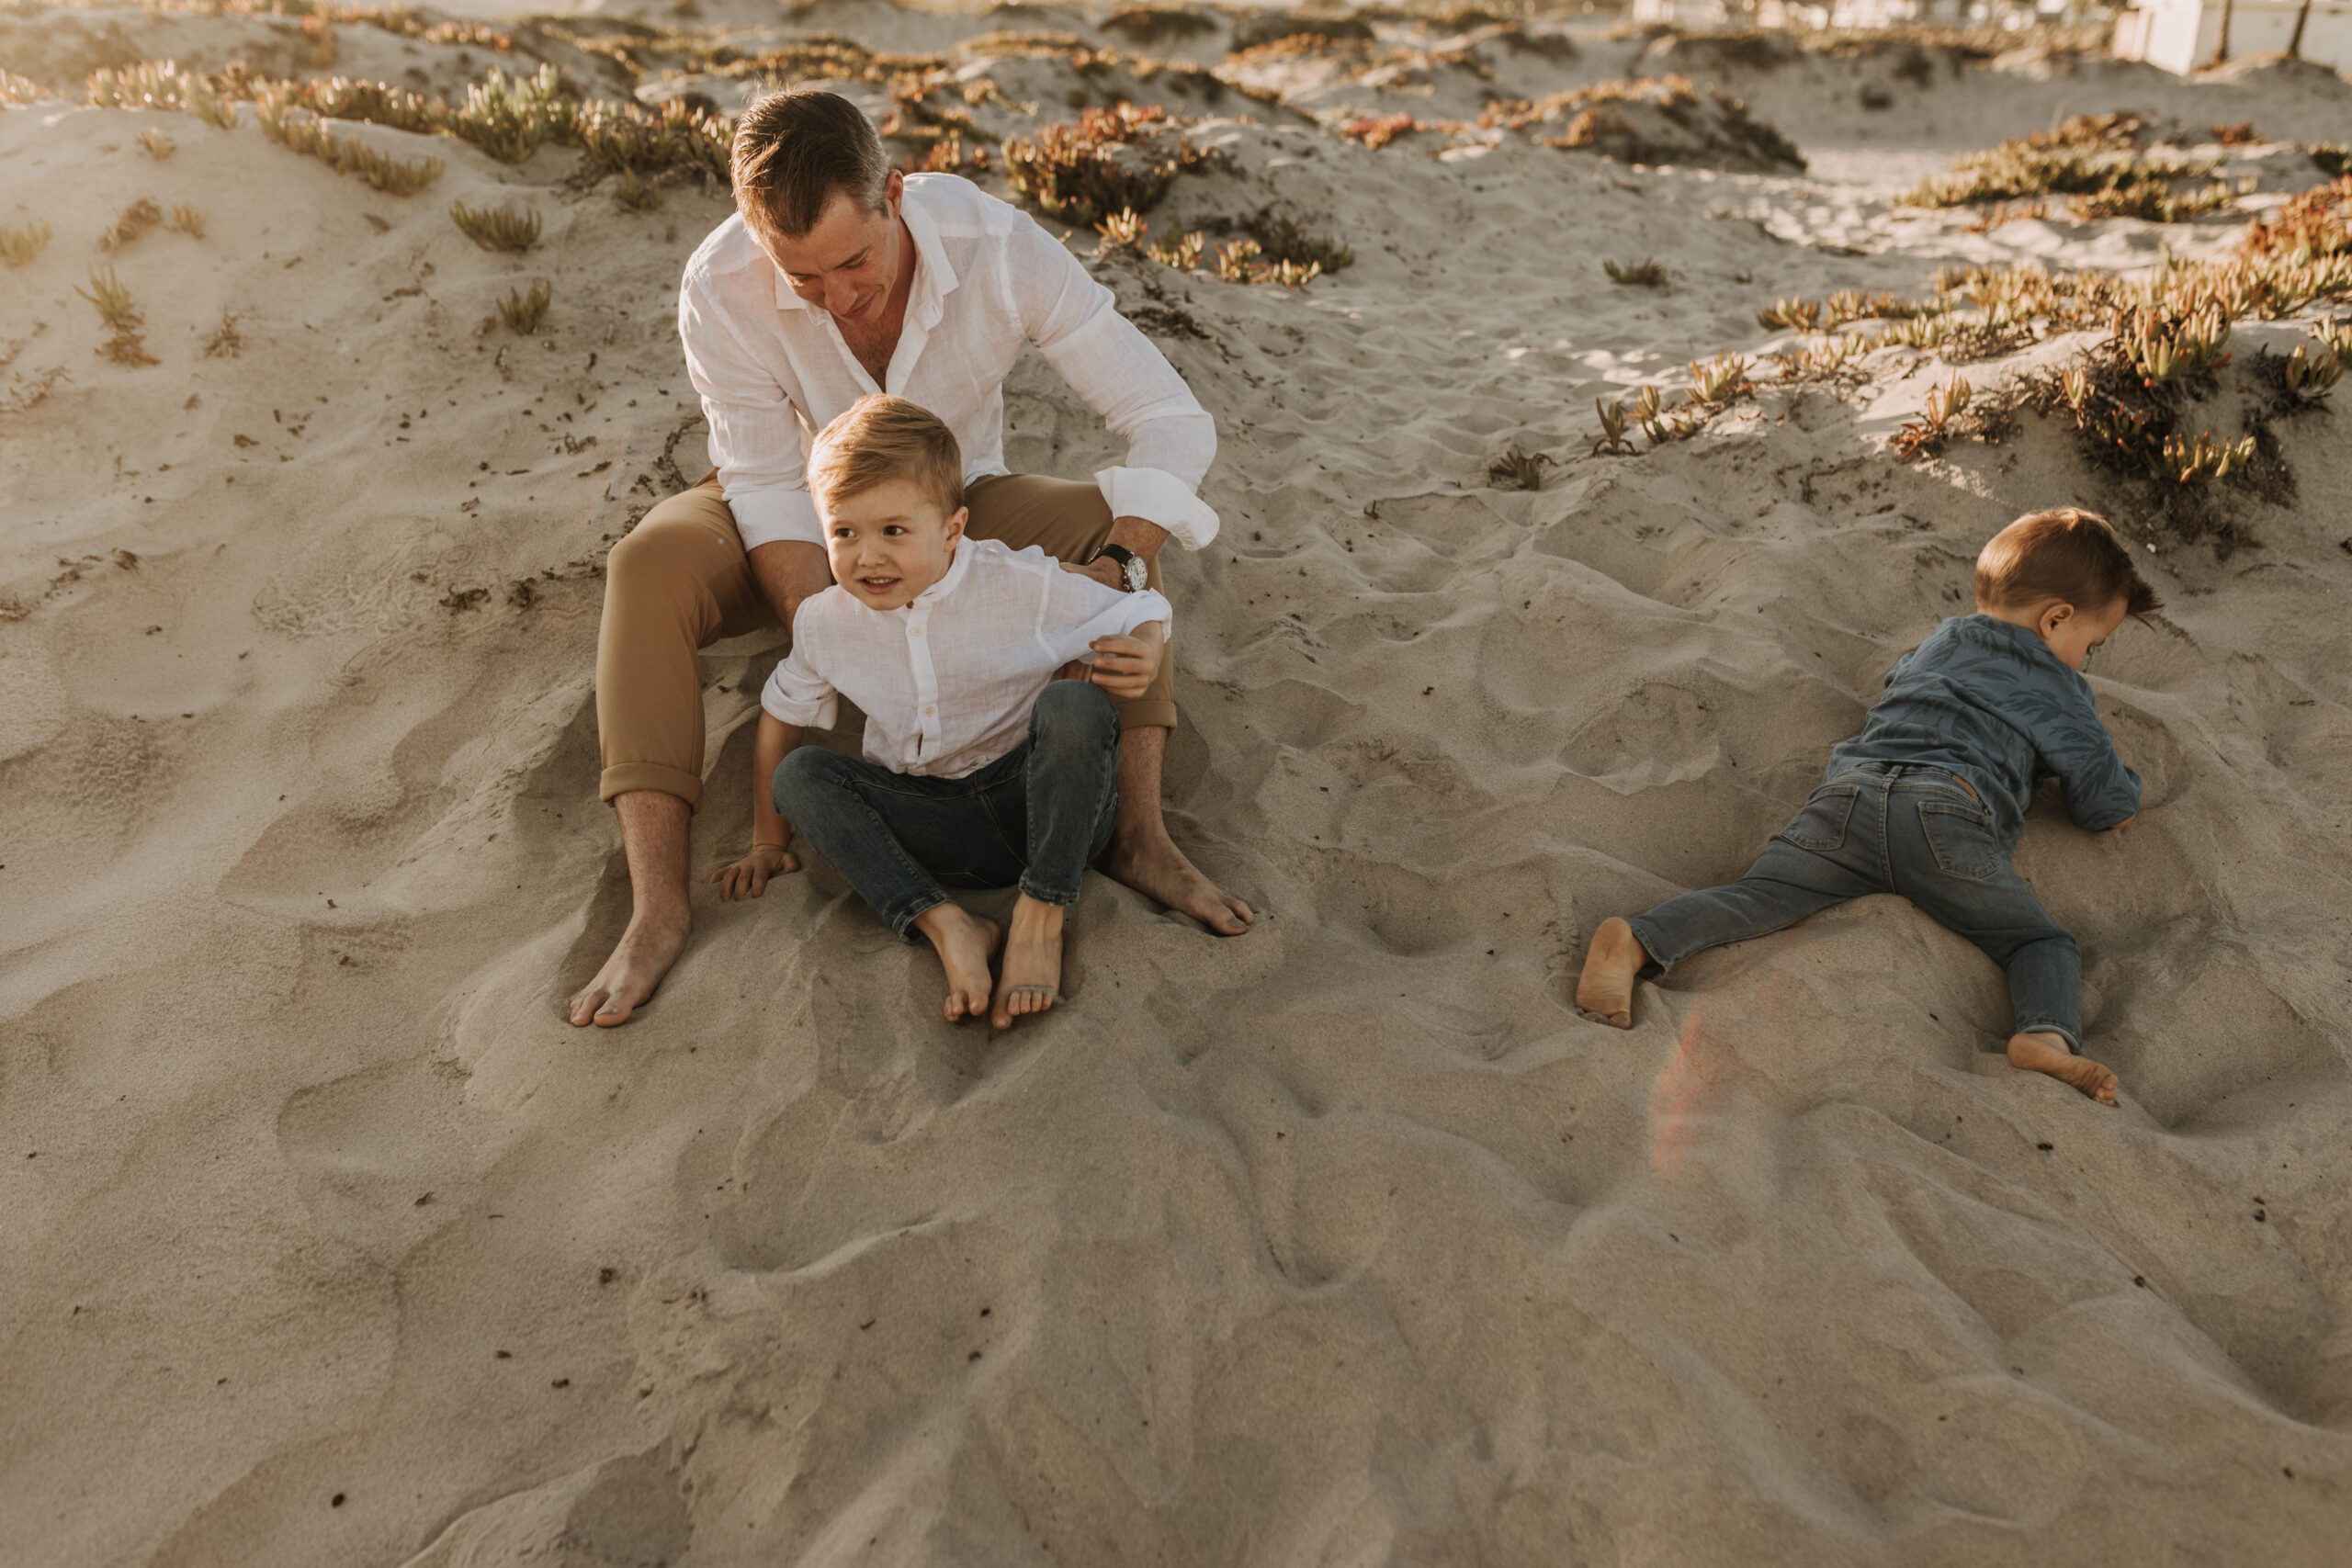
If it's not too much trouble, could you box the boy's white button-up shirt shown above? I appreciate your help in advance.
[680,175,1220,554]
[760,539,1173,779]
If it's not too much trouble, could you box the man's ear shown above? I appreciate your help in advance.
[885,168,905,216]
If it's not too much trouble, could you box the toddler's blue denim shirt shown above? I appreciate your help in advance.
[1824,614,2141,852]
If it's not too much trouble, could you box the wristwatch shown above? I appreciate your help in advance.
[1089,542,1148,593]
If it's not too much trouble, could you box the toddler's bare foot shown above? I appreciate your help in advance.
[913,905,1002,1024]
[991,896,1064,1030]
[2007,1032,2120,1105]
[1576,917,1650,1029]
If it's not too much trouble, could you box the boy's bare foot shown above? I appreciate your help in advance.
[913,904,1003,1024]
[991,896,1066,1030]
[569,908,690,1028]
[2007,1032,2120,1105]
[1575,917,1650,1029]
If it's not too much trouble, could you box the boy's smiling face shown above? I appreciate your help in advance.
[822,478,967,613]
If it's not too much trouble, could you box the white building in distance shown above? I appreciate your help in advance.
[2112,0,2352,73]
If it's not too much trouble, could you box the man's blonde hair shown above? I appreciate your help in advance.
[1975,508,2163,617]
[808,395,965,519]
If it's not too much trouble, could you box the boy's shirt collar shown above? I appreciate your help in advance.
[855,536,974,618]
[1957,612,2078,679]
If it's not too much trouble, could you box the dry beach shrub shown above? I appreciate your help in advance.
[1900,113,2246,221]
[449,200,541,252]
[3,218,55,268]
[496,279,552,335]
[1003,102,1213,226]
[1487,75,1804,173]
[85,60,731,186]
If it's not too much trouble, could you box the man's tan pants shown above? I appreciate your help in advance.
[595,473,1176,809]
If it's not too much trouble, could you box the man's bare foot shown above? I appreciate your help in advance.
[2007,1031,2120,1105]
[569,904,690,1027]
[569,789,695,1029]
[913,904,1003,1024]
[1104,829,1253,935]
[991,896,1065,1029]
[1575,917,1649,1029]
[1108,727,1252,935]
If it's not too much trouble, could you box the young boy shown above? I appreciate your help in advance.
[1576,508,2161,1104]
[711,395,1172,1030]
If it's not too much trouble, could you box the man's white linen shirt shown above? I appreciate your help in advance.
[681,175,1220,553]
[760,539,1173,780]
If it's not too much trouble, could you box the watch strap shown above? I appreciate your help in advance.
[1090,542,1144,591]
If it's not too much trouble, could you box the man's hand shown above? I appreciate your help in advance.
[713,841,800,901]
[1061,556,1126,592]
[1086,630,1162,700]
[1057,515,1170,592]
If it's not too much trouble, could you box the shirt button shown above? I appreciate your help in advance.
[910,627,922,636]
[923,705,934,716]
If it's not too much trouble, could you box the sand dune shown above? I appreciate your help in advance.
[5,5,2352,1562]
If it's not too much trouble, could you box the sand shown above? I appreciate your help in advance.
[5,5,2352,1562]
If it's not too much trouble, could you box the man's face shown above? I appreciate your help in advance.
[763,173,905,324]
[822,478,967,612]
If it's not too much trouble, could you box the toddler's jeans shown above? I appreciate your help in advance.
[771,681,1122,940]
[1627,761,2084,1052]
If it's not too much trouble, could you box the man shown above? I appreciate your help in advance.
[569,88,1251,1028]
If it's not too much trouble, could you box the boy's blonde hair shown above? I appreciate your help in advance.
[808,394,965,520]
[1974,508,2163,617]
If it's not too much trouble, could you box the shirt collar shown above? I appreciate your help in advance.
[909,535,975,611]
[768,177,961,316]
[1961,613,2076,676]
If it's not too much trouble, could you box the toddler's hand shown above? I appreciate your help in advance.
[1086,634,1159,700]
[712,841,799,901]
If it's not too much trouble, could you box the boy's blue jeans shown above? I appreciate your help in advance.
[1627,761,2084,1051]
[771,681,1121,939]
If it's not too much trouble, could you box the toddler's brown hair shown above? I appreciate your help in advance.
[808,394,965,520]
[1974,508,2163,617]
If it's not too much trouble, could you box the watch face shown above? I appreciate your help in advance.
[1124,554,1148,592]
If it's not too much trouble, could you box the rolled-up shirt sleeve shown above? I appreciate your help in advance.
[680,273,824,551]
[759,638,839,729]
[1008,220,1220,549]
[1030,564,1174,667]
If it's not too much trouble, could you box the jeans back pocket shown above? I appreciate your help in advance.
[1773,784,1861,852]
[1917,801,2001,879]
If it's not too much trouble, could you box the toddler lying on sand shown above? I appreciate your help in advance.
[712,396,1170,1029]
[1577,508,2159,1103]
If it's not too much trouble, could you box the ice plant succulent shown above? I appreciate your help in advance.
[450,201,542,253]
[497,279,552,335]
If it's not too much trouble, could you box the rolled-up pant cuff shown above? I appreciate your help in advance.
[1114,697,1177,733]
[888,892,950,942]
[601,761,706,809]
[2016,1021,2083,1055]
[1623,915,1677,979]
[1017,874,1081,908]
